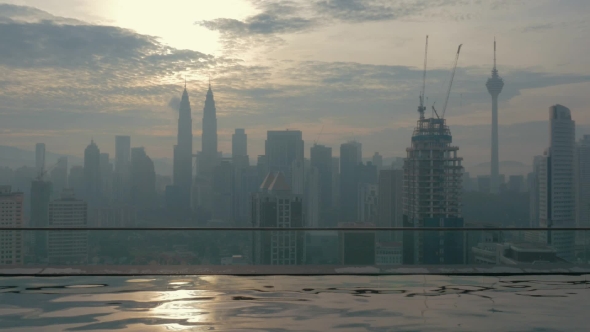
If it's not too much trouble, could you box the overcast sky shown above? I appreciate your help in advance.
[0,0,589,172]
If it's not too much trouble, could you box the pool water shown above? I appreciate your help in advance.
[1,275,588,331]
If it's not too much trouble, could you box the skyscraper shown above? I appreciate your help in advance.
[403,117,464,264]
[198,83,218,176]
[340,141,362,222]
[539,104,576,261]
[84,140,101,207]
[30,179,52,260]
[310,144,333,216]
[529,155,544,228]
[0,186,24,265]
[131,147,156,210]
[576,135,590,231]
[232,128,247,160]
[48,189,88,265]
[114,135,131,202]
[265,130,304,192]
[100,153,113,203]
[68,166,85,199]
[173,85,193,211]
[212,160,235,223]
[35,143,45,178]
[252,172,304,265]
[486,39,504,194]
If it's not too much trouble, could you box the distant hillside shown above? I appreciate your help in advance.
[466,160,531,177]
[0,145,82,169]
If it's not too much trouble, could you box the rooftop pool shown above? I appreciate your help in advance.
[1,275,588,331]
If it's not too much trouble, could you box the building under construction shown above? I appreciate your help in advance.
[402,38,465,265]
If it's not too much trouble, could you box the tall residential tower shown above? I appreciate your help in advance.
[486,39,504,194]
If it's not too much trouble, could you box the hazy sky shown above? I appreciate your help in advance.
[1,0,589,171]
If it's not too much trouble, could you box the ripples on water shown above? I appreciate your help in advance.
[0,275,589,331]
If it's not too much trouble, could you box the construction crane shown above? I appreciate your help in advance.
[418,35,428,119]
[35,160,59,181]
[441,44,463,119]
[313,124,325,145]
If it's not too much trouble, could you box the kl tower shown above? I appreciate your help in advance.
[486,38,504,194]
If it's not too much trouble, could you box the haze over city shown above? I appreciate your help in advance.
[1,0,589,171]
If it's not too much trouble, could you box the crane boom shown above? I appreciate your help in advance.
[418,35,428,119]
[441,44,462,119]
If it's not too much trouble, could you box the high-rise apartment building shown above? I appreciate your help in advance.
[252,172,304,265]
[114,135,131,203]
[539,105,576,261]
[48,189,88,265]
[310,144,333,216]
[529,155,544,228]
[403,117,464,264]
[84,140,102,207]
[340,141,362,222]
[68,166,85,199]
[212,160,235,223]
[265,130,304,193]
[100,153,113,203]
[130,147,156,210]
[576,135,590,231]
[232,128,247,159]
[0,186,24,265]
[372,152,383,174]
[30,179,52,260]
[486,39,504,194]
[172,85,193,212]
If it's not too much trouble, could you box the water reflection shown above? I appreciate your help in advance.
[0,275,588,331]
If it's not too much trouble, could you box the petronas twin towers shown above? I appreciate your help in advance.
[172,82,218,212]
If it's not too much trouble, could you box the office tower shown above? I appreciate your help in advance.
[340,141,362,222]
[130,147,156,210]
[310,144,333,214]
[486,39,504,194]
[35,143,46,178]
[372,152,383,174]
[265,130,304,192]
[0,186,24,265]
[232,128,247,159]
[358,161,378,185]
[84,140,102,207]
[252,172,304,265]
[331,157,340,208]
[48,189,88,265]
[306,166,320,227]
[197,83,219,176]
[172,85,193,212]
[99,153,113,203]
[358,183,378,223]
[403,116,464,264]
[114,135,131,202]
[68,166,85,199]
[539,105,576,261]
[30,179,52,260]
[212,160,235,223]
[378,169,403,241]
[50,157,68,196]
[576,135,590,231]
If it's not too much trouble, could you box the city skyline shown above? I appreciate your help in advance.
[0,2,589,167]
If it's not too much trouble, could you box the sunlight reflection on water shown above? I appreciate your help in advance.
[0,275,588,331]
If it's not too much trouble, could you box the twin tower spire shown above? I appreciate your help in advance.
[173,80,218,210]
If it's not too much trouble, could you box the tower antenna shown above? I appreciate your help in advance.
[418,35,428,119]
[493,36,496,70]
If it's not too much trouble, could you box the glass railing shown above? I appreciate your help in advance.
[1,227,589,275]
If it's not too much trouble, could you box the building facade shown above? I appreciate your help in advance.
[48,189,88,265]
[340,141,362,222]
[403,117,464,264]
[172,86,193,212]
[0,186,24,265]
[252,172,304,265]
[539,105,576,261]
